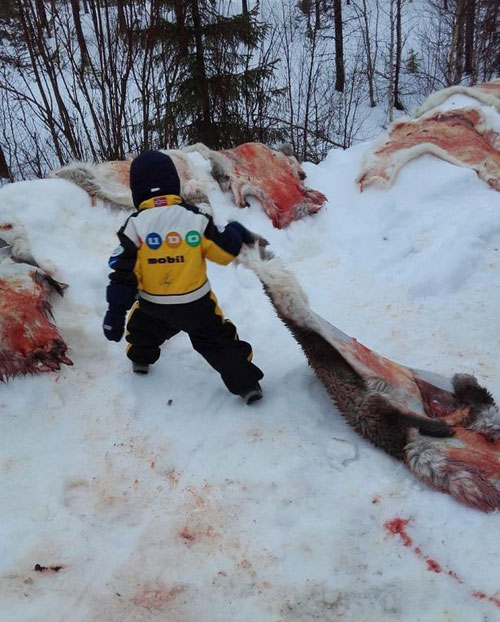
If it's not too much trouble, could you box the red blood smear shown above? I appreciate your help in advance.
[426,559,442,573]
[221,143,326,228]
[0,280,59,354]
[343,340,414,389]
[385,517,500,607]
[364,109,500,193]
[375,110,499,165]
[384,518,413,547]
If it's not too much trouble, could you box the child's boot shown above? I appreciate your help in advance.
[240,383,263,405]
[132,362,150,375]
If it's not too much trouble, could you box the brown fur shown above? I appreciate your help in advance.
[274,307,453,459]
[237,244,500,510]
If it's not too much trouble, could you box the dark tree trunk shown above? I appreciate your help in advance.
[173,0,189,56]
[464,0,476,76]
[452,0,467,82]
[393,0,404,110]
[190,0,213,145]
[0,144,11,180]
[315,0,321,31]
[116,0,127,33]
[34,0,49,34]
[242,0,248,14]
[333,0,345,92]
[70,0,89,69]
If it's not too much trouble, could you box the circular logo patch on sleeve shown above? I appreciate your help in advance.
[146,232,163,249]
[185,230,202,247]
[166,231,182,249]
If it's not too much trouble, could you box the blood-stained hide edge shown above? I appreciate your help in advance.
[237,243,500,512]
[206,142,327,229]
[356,108,500,193]
[0,225,72,381]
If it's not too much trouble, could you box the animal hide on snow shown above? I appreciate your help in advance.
[203,142,327,228]
[49,143,327,228]
[0,223,72,381]
[49,149,212,209]
[238,243,500,512]
[416,79,500,117]
[356,108,500,192]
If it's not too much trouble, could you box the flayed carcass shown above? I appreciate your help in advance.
[0,223,72,380]
[49,143,327,228]
[238,242,500,512]
[357,108,500,192]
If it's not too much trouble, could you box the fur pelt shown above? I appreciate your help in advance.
[202,142,326,228]
[356,108,500,193]
[416,79,500,117]
[49,142,325,228]
[0,223,72,380]
[237,244,500,511]
[49,150,213,210]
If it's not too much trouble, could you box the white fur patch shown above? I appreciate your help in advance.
[416,82,500,117]
[236,245,314,329]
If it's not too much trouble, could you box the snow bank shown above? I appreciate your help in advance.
[2,136,500,620]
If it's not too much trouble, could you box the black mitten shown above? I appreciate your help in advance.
[228,221,269,247]
[103,307,127,342]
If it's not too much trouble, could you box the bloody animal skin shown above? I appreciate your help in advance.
[357,108,500,192]
[238,244,500,512]
[0,256,72,380]
[49,143,327,229]
[208,143,327,229]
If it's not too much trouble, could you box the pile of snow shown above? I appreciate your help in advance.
[2,112,500,620]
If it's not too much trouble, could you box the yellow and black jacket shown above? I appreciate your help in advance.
[107,194,245,308]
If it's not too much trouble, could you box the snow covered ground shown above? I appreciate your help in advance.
[2,97,500,621]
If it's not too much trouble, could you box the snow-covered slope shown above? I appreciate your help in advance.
[2,119,500,620]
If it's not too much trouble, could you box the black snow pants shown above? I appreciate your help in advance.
[125,291,263,395]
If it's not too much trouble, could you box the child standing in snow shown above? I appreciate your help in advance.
[103,150,264,405]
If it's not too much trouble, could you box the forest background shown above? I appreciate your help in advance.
[0,0,498,182]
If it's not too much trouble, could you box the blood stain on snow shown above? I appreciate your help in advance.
[384,518,412,547]
[167,469,180,486]
[132,583,184,612]
[426,559,442,573]
[179,527,195,543]
[178,522,219,547]
[384,517,500,608]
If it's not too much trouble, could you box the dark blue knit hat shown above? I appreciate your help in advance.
[129,151,181,208]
